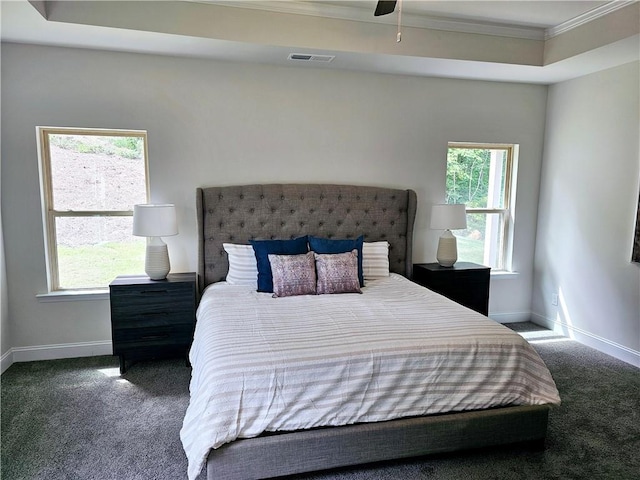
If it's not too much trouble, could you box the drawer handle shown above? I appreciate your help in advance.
[141,312,169,317]
[140,289,169,295]
[140,334,170,340]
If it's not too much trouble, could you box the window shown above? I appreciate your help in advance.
[38,127,149,291]
[445,143,516,270]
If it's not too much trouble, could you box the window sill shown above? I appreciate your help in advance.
[36,289,109,303]
[490,270,519,279]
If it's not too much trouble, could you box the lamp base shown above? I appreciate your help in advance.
[436,230,458,267]
[145,237,170,280]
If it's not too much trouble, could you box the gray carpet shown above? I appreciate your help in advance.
[2,323,639,480]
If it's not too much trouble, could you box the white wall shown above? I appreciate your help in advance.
[1,43,547,358]
[1,145,11,372]
[532,61,640,366]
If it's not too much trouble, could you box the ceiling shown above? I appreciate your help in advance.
[1,0,639,84]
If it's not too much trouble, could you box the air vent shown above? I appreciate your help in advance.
[288,53,335,63]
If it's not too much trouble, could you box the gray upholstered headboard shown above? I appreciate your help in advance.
[196,184,417,292]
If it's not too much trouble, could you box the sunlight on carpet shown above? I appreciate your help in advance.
[515,328,571,345]
[97,367,133,384]
[97,367,121,377]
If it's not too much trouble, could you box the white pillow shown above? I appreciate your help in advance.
[223,243,258,286]
[362,241,390,280]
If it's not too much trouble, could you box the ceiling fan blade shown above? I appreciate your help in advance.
[374,0,396,16]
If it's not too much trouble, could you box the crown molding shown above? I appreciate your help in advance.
[545,0,637,39]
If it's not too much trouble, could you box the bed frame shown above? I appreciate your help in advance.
[196,184,550,480]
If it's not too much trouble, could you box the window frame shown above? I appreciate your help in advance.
[37,126,150,292]
[446,142,516,271]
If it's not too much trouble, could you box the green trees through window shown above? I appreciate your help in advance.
[446,144,514,270]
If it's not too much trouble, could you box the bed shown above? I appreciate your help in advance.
[182,184,560,480]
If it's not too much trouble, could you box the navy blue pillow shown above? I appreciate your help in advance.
[308,235,364,287]
[250,236,309,293]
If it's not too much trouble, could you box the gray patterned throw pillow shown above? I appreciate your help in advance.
[268,252,317,298]
[314,250,362,295]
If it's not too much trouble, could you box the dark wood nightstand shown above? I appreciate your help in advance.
[109,272,197,374]
[412,262,490,315]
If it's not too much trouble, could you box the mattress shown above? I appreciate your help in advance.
[180,274,560,480]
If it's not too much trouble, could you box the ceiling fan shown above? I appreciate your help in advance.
[374,1,397,17]
[374,0,403,42]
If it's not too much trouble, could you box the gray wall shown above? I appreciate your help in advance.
[1,43,548,357]
[533,61,640,366]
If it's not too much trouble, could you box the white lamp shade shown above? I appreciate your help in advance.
[133,204,178,237]
[430,204,468,230]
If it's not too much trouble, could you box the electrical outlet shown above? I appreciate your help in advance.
[551,293,558,306]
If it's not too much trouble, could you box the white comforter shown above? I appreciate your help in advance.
[180,274,560,480]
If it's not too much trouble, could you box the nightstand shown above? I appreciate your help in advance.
[109,272,197,374]
[412,262,490,315]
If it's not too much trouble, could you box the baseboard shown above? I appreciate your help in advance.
[11,340,113,363]
[489,311,530,324]
[1,348,14,374]
[531,313,640,368]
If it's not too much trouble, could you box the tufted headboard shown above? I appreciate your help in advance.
[196,184,417,292]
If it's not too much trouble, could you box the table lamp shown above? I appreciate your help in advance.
[430,204,467,267]
[133,204,178,280]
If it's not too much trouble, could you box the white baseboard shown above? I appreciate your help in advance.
[531,312,640,368]
[1,349,14,374]
[10,340,113,364]
[489,311,530,323]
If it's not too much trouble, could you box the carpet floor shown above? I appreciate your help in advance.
[2,323,638,480]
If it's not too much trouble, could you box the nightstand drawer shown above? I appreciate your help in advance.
[113,325,193,350]
[111,310,193,329]
[110,282,193,308]
[110,299,193,324]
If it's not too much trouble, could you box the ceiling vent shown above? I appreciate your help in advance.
[288,53,335,63]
